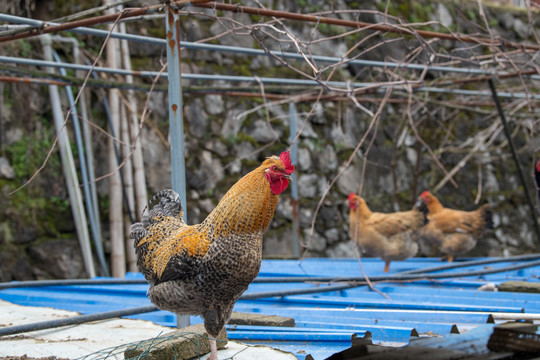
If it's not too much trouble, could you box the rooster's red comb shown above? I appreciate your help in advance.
[280,151,294,175]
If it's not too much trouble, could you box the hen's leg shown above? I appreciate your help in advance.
[384,261,390,273]
[208,338,218,360]
[447,255,454,262]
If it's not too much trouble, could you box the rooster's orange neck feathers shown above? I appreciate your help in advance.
[202,152,293,235]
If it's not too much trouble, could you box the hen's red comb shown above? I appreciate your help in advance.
[420,191,431,198]
[280,151,294,174]
[348,193,357,201]
[536,159,540,172]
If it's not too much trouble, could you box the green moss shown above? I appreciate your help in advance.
[130,57,154,71]
[230,63,255,77]
[2,126,72,236]
[466,9,477,22]
[488,18,499,28]
[18,39,33,58]
[6,129,58,179]
[146,23,167,39]
[317,23,343,37]
[309,138,325,152]
[226,131,262,147]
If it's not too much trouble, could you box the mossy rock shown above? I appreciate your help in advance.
[124,323,228,360]
[498,281,540,294]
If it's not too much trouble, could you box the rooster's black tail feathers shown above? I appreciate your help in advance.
[130,189,184,243]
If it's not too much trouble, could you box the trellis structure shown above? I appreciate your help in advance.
[0,1,539,281]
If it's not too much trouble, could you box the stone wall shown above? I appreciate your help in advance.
[0,0,539,280]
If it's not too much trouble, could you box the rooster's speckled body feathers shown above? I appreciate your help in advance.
[130,152,294,360]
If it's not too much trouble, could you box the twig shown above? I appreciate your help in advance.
[303,87,393,258]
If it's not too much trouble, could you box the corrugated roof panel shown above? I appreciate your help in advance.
[227,325,369,340]
[258,294,525,313]
[1,257,540,359]
[234,306,459,336]
[239,339,356,360]
[239,304,495,323]
[295,320,456,337]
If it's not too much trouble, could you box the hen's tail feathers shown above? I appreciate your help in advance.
[481,204,493,230]
[413,198,429,225]
[130,189,184,243]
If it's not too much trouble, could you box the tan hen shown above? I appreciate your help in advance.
[348,193,427,272]
[418,191,492,262]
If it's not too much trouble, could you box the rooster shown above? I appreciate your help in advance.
[348,193,428,272]
[417,191,493,262]
[130,151,294,360]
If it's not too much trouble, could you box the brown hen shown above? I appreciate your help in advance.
[348,193,428,272]
[418,191,492,262]
[130,151,294,360]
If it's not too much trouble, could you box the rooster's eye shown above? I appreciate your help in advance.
[272,166,278,171]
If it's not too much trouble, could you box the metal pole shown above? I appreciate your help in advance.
[289,103,300,258]
[487,78,540,246]
[166,5,189,329]
[52,49,110,277]
[40,35,96,278]
[91,68,136,225]
[0,305,159,337]
[118,20,148,225]
[65,37,105,277]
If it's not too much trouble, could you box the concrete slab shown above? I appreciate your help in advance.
[0,300,297,360]
[230,311,295,327]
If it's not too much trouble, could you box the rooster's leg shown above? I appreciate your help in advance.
[208,338,218,360]
[384,261,390,273]
[447,255,454,263]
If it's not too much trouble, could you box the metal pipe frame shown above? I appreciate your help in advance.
[165,5,190,330]
[52,35,106,278]
[40,35,96,278]
[289,103,300,258]
[1,13,539,80]
[2,1,539,52]
[1,55,540,101]
[52,49,110,277]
